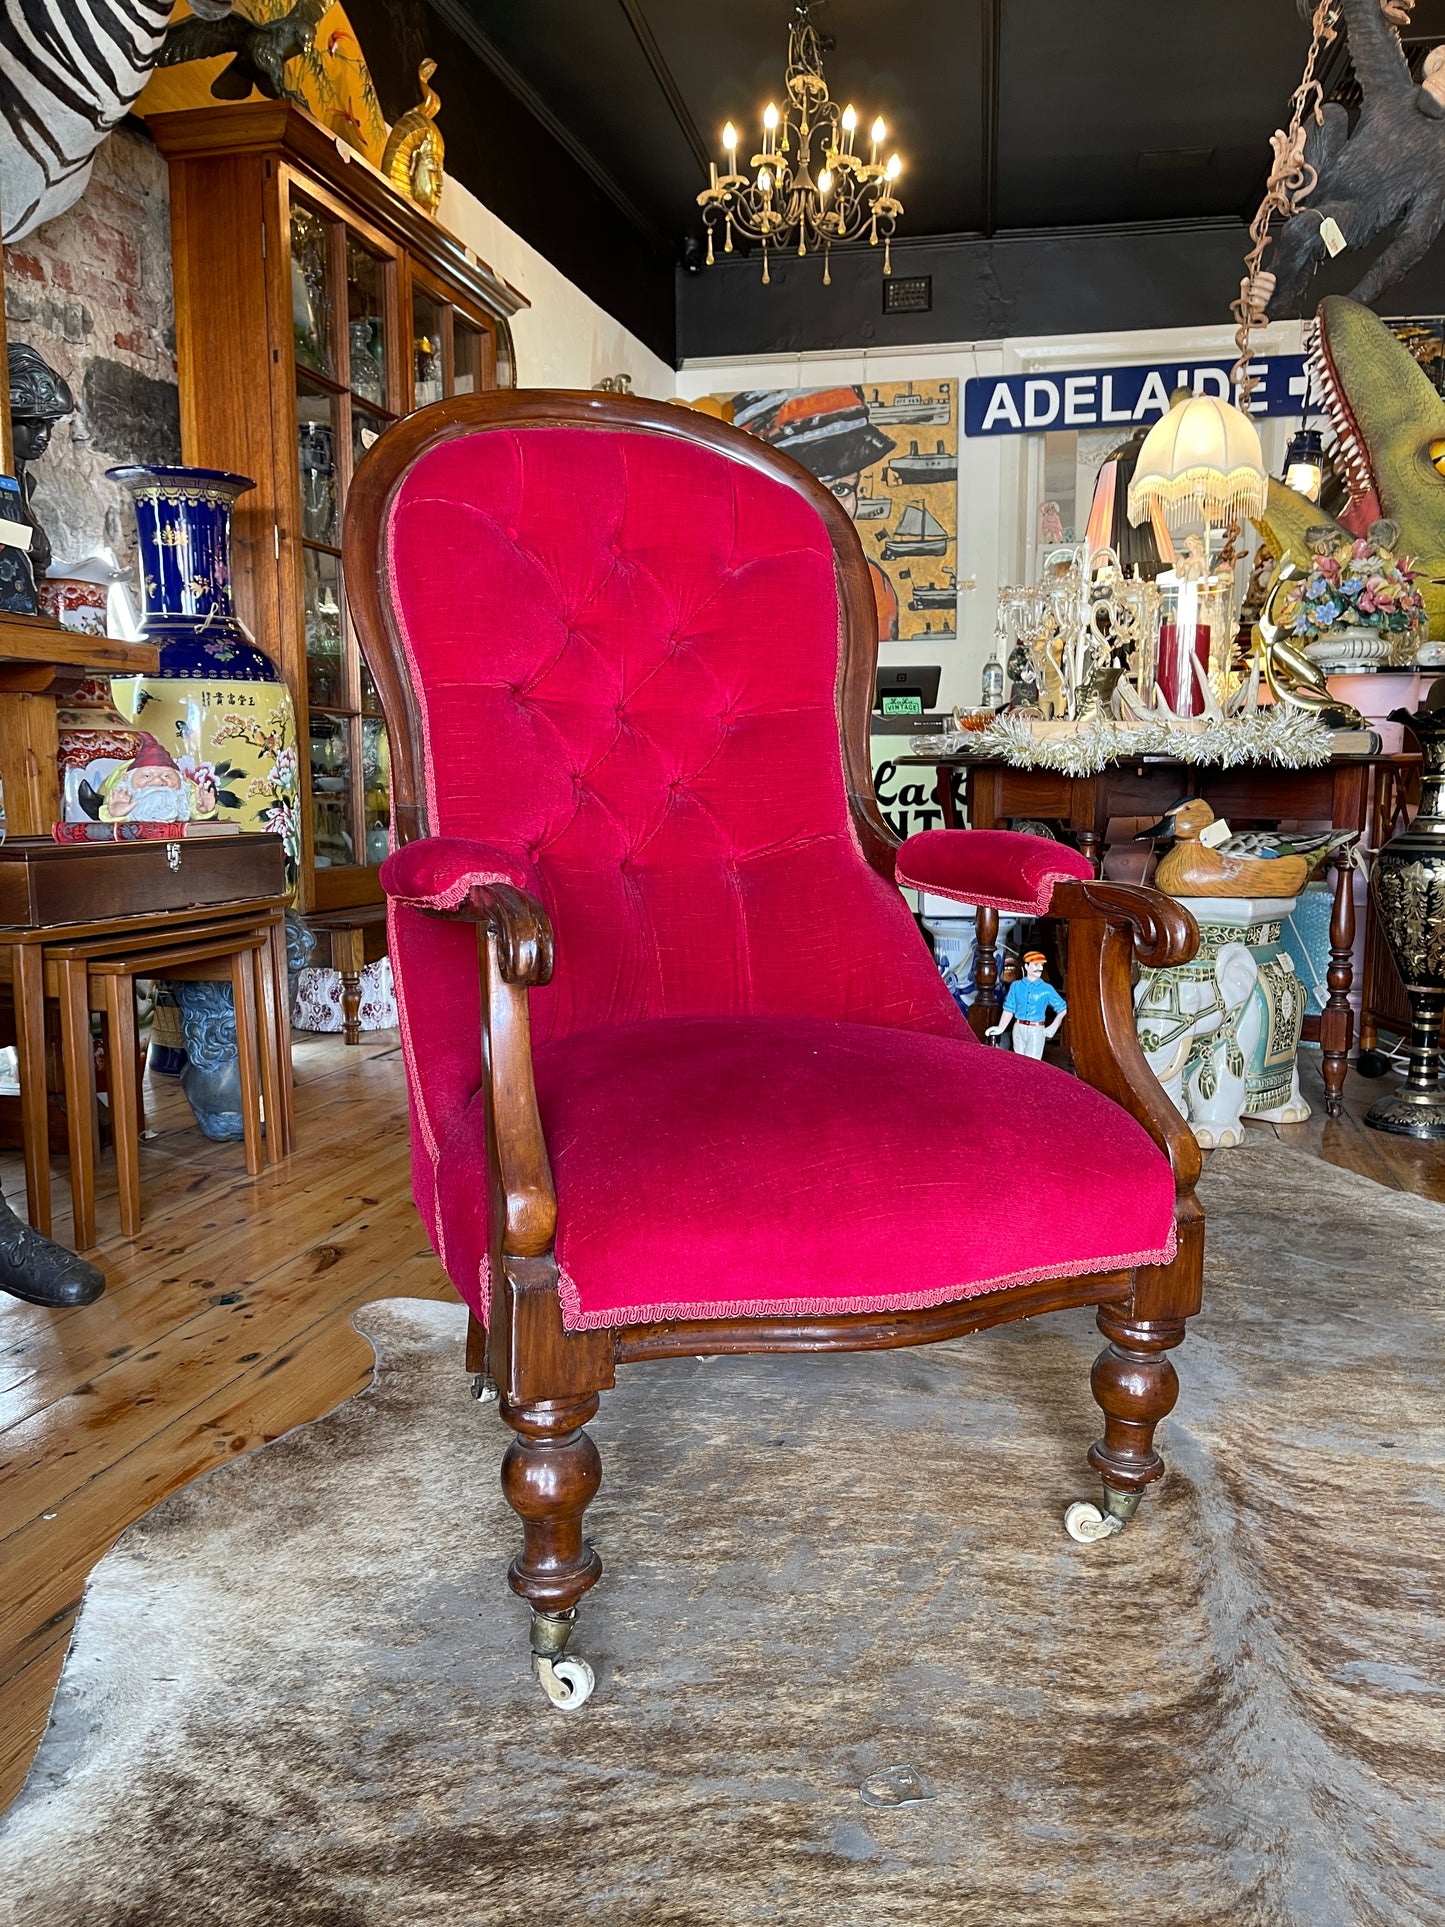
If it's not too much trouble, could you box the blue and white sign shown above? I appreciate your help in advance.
[963,357,1311,437]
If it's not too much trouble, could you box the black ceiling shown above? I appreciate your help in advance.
[442,0,1309,240]
[345,1,1445,365]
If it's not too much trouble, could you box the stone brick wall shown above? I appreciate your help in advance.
[3,123,180,574]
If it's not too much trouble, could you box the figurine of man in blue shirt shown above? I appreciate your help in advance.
[985,951,1066,1059]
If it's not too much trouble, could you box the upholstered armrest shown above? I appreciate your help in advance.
[896,828,1093,912]
[385,837,556,1261]
[381,836,552,990]
[380,836,534,915]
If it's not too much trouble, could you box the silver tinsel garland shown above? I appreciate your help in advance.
[910,709,1334,777]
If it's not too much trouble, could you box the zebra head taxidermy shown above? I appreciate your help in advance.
[0,1,324,244]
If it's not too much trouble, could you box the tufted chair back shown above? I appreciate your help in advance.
[364,402,965,1155]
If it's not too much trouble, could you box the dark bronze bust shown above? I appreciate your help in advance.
[8,340,74,577]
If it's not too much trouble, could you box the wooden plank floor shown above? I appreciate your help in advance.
[0,1031,1440,1812]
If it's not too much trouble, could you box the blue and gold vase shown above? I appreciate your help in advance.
[107,464,300,895]
[106,464,253,645]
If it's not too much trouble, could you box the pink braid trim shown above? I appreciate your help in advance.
[388,868,521,912]
[553,1226,1177,1332]
[894,864,1086,916]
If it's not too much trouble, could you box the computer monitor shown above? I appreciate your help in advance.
[874,665,942,716]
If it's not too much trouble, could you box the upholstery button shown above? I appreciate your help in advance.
[505,525,519,540]
[610,541,623,557]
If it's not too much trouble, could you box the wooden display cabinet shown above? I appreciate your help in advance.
[151,102,526,913]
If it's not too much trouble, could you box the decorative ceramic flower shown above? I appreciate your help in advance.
[1275,521,1425,662]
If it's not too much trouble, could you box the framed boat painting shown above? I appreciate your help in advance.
[704,380,959,646]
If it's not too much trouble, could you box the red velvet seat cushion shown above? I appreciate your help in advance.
[433,1016,1177,1330]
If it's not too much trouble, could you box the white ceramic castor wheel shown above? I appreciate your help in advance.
[470,1372,498,1403]
[534,1652,595,1711]
[1064,1500,1127,1544]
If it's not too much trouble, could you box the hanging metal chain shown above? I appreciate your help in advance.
[1230,1,1341,406]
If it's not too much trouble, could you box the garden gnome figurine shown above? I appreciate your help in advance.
[986,951,1067,1059]
[8,341,74,577]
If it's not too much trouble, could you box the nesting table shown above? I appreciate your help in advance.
[0,834,290,1235]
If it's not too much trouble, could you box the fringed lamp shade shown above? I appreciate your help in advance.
[1126,395,1268,535]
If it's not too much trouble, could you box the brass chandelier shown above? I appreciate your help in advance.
[695,3,903,285]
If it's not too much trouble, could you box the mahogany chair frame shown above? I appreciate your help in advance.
[345,391,1203,1697]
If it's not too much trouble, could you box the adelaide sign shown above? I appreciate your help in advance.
[962,356,1310,438]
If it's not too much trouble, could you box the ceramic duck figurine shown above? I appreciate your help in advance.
[1154,799,1311,900]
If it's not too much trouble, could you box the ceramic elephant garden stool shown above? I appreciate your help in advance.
[1134,895,1311,1149]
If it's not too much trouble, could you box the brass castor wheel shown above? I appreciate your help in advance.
[530,1607,595,1712]
[470,1372,498,1403]
[1064,1486,1142,1545]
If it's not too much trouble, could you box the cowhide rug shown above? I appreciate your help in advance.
[1,1140,1442,1926]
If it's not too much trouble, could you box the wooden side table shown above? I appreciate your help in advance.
[0,835,288,1232]
[306,903,388,1045]
[894,749,1414,1116]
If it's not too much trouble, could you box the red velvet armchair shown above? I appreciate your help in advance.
[345,392,1202,1711]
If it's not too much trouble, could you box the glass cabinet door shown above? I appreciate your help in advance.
[453,316,483,396]
[345,236,389,409]
[291,204,334,378]
[413,288,445,407]
[409,276,493,408]
[288,191,402,884]
[286,187,498,900]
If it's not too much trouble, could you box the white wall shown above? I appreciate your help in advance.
[678,319,1311,715]
[438,177,674,399]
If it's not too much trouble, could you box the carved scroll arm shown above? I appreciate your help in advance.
[1047,878,1202,1199]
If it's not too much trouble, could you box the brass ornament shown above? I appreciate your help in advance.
[382,59,444,216]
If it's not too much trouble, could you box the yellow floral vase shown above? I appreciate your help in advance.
[111,649,301,897]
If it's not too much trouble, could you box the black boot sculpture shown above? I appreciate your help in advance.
[0,1197,104,1306]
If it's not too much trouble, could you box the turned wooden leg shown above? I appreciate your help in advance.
[501,1393,603,1614]
[1082,1306,1185,1528]
[1321,848,1356,1117]
[330,928,365,1047]
[970,904,1001,1041]
[501,1391,604,1709]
